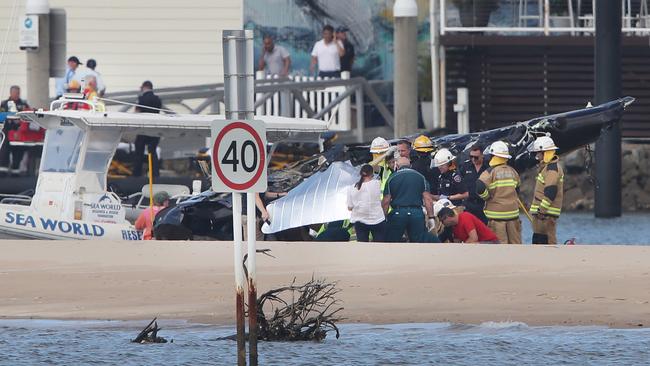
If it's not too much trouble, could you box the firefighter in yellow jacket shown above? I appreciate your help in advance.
[476,141,522,244]
[528,135,564,244]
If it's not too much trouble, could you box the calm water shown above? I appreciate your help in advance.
[520,212,650,245]
[1,320,648,365]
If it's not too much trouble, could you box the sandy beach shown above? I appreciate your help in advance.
[1,241,649,328]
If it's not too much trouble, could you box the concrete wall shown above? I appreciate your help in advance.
[0,0,242,103]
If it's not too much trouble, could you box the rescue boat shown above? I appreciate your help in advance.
[0,96,327,240]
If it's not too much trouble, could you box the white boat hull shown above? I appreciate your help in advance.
[0,205,143,240]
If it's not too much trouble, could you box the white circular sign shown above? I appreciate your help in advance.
[212,121,267,192]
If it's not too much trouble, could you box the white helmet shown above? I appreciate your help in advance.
[432,148,455,167]
[369,137,390,154]
[433,198,456,217]
[485,141,511,159]
[528,135,558,152]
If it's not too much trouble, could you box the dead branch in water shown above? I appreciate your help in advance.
[255,277,344,341]
[132,318,169,344]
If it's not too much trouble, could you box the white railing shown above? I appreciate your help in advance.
[441,0,650,35]
[254,71,352,131]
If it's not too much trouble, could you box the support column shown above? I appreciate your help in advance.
[594,0,622,218]
[393,0,418,138]
[25,0,51,109]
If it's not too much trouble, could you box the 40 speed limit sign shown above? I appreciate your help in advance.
[211,120,267,192]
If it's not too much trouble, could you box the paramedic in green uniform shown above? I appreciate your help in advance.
[382,157,439,243]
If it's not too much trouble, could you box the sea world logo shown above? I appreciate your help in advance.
[90,194,122,211]
[5,212,105,237]
[24,18,32,29]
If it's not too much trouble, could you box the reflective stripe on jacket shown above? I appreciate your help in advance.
[477,164,521,220]
[529,157,564,217]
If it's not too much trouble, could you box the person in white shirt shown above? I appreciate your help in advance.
[258,35,291,76]
[85,59,107,96]
[347,164,386,242]
[309,24,345,78]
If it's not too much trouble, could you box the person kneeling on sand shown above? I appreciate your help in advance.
[437,207,499,244]
[135,191,170,240]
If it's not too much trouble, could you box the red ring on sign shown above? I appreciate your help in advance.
[213,121,266,191]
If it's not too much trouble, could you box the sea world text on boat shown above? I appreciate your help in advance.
[5,212,105,237]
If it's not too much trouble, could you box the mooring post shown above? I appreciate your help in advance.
[24,0,51,109]
[246,193,258,366]
[594,0,622,218]
[231,192,246,366]
[393,0,419,138]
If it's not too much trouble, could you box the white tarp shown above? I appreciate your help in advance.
[262,161,359,234]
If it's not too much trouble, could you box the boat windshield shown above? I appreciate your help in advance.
[41,126,85,173]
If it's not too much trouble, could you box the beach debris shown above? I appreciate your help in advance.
[255,277,344,342]
[132,318,169,344]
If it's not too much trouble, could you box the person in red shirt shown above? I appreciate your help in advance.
[437,207,499,244]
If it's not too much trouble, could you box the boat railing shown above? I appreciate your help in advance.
[50,94,98,112]
[0,194,32,206]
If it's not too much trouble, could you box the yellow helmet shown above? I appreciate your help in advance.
[413,135,433,153]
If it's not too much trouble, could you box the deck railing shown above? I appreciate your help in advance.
[441,0,650,35]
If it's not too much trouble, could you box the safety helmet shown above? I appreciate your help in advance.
[528,135,558,152]
[484,141,511,159]
[413,135,434,153]
[68,79,81,90]
[432,148,455,167]
[369,137,390,154]
[433,198,456,217]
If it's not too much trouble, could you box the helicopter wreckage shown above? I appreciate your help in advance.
[153,97,634,240]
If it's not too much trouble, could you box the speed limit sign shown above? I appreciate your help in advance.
[211,120,267,192]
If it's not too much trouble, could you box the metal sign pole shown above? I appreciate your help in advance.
[223,30,248,366]
[241,30,259,366]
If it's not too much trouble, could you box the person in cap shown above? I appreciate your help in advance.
[477,141,521,244]
[133,80,163,177]
[433,148,468,207]
[459,142,489,224]
[382,157,438,243]
[56,56,83,97]
[437,207,499,244]
[135,191,170,240]
[528,135,564,244]
[336,26,355,73]
[85,58,106,96]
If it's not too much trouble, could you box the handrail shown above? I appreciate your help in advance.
[441,0,650,35]
[50,95,97,112]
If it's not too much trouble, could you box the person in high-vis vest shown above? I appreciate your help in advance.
[476,141,522,244]
[369,136,394,195]
[528,135,564,244]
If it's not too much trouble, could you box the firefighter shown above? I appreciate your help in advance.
[432,148,468,207]
[369,136,393,193]
[528,135,564,244]
[476,141,522,244]
[411,135,438,194]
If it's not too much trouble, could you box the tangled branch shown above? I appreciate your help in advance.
[255,277,344,341]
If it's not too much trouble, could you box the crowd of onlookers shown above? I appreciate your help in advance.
[259,25,355,78]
